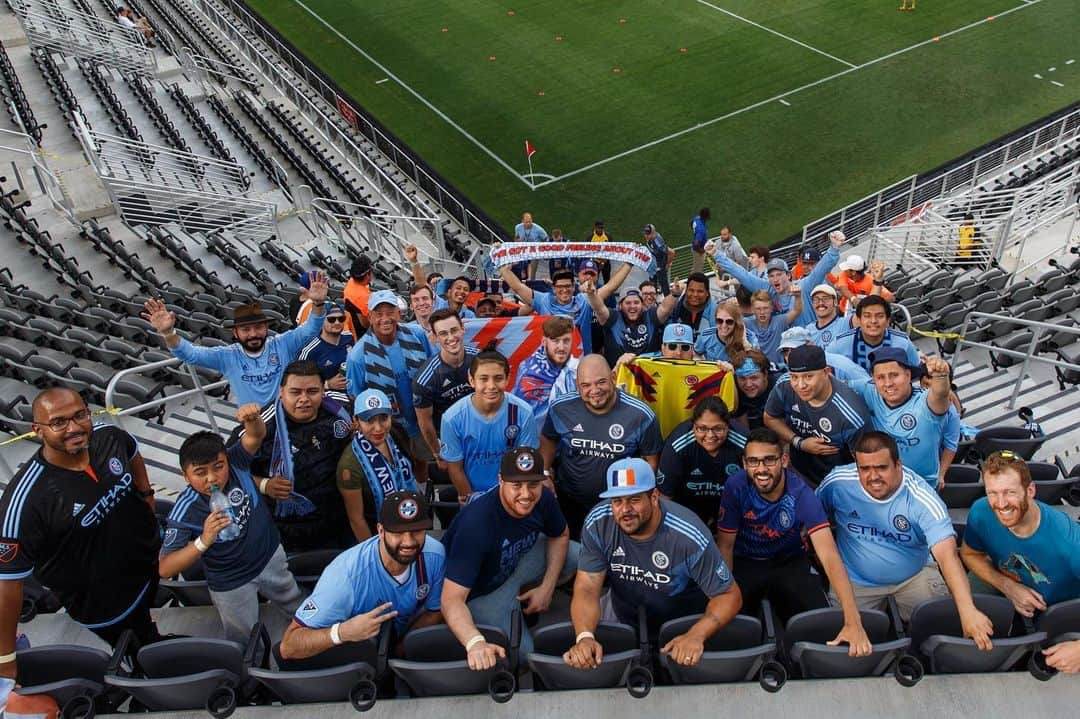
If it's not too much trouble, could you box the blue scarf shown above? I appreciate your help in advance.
[351,431,416,516]
[269,396,352,518]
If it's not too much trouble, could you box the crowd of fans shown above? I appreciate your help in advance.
[2,212,1079,690]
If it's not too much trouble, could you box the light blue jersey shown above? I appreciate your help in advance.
[853,382,947,486]
[695,330,755,362]
[713,246,839,325]
[825,328,920,373]
[817,463,953,587]
[941,405,961,453]
[440,394,539,492]
[433,296,476,319]
[171,312,323,406]
[808,314,850,346]
[531,291,594,354]
[964,499,1080,605]
[746,314,790,365]
[826,352,871,384]
[294,534,444,633]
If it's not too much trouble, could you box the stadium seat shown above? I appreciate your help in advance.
[389,617,519,701]
[989,331,1035,370]
[1038,599,1080,647]
[527,621,642,691]
[909,595,1045,674]
[784,608,920,683]
[247,626,385,709]
[16,644,116,717]
[939,465,985,508]
[286,549,344,590]
[104,627,266,716]
[658,613,785,690]
[972,426,1044,461]
[161,577,213,607]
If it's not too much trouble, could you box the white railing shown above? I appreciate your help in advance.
[104,358,229,434]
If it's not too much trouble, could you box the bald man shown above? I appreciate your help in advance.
[540,355,663,537]
[0,388,161,678]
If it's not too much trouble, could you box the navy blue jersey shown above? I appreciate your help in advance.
[717,469,830,560]
[412,348,478,428]
[657,418,748,526]
[297,332,354,380]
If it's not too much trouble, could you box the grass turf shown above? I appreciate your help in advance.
[244,0,1078,252]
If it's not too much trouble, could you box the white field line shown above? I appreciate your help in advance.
[289,0,536,188]
[531,0,1044,189]
[694,0,857,68]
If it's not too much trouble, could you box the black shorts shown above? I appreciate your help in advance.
[732,553,828,622]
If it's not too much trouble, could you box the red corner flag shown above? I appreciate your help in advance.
[525,139,537,158]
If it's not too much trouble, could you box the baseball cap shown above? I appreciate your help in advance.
[801,248,822,263]
[620,289,642,303]
[499,447,545,483]
[662,323,692,344]
[779,326,813,350]
[766,258,790,274]
[868,347,919,375]
[844,255,866,272]
[324,301,346,317]
[579,259,599,275]
[811,283,837,298]
[787,345,827,372]
[642,224,655,234]
[599,457,656,499]
[735,357,763,377]
[354,388,392,420]
[368,289,400,312]
[379,490,433,532]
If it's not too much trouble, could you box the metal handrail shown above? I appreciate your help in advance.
[105,358,228,434]
[949,311,1080,408]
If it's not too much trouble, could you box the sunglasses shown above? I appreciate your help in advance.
[666,343,692,352]
[325,316,346,323]
[714,318,736,326]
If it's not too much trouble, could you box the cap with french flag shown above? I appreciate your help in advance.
[524,139,537,158]
[599,457,657,499]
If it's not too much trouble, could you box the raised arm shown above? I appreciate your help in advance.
[583,279,610,325]
[236,403,267,455]
[596,262,634,301]
[656,279,683,323]
[784,284,804,326]
[924,357,953,416]
[499,262,535,306]
[704,241,768,291]
[405,244,427,288]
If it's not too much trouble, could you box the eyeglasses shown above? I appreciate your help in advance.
[693,424,727,436]
[435,326,464,339]
[666,343,692,352]
[35,408,92,432]
[553,283,574,290]
[744,455,781,468]
[714,318,736,326]
[325,316,346,323]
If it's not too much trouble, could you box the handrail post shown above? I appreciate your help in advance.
[186,364,221,435]
[950,313,972,372]
[1009,329,1044,409]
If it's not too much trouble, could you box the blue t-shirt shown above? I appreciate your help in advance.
[297,332,354,381]
[442,487,566,599]
[162,443,279,592]
[293,534,445,633]
[439,394,539,492]
[713,246,839,325]
[171,312,324,406]
[853,382,947,486]
[433,296,476,319]
[531,291,594,354]
[817,463,954,587]
[717,469,831,560]
[964,499,1080,605]
[825,328,920,373]
[691,215,708,251]
[808,314,850,347]
[745,314,790,365]
[514,221,548,243]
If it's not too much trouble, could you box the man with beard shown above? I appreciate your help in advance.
[511,316,577,428]
[961,452,1080,673]
[414,309,479,467]
[716,428,872,654]
[706,231,843,326]
[587,279,679,366]
[541,355,663,538]
[440,351,539,501]
[825,296,918,373]
[764,345,869,486]
[279,491,445,659]
[564,458,741,669]
[442,447,574,663]
[298,302,353,391]
[818,432,994,644]
[0,388,160,677]
[235,361,354,550]
[143,271,330,406]
[347,290,434,486]
[657,396,748,527]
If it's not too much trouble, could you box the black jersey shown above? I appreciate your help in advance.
[657,418,748,527]
[0,425,159,626]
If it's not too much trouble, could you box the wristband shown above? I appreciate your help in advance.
[194,537,209,553]
[0,651,15,663]
[872,280,884,286]
[162,330,176,339]
[330,622,343,645]
[543,469,552,477]
[260,477,270,494]
[465,635,486,652]
[792,436,803,450]
[575,631,595,644]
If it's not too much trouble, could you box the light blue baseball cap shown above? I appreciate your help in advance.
[662,323,693,345]
[368,289,400,312]
[599,457,657,499]
[354,389,392,420]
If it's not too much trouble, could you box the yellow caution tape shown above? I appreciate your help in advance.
[907,326,964,340]
[0,407,122,446]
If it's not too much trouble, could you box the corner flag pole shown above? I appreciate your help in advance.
[524,139,536,189]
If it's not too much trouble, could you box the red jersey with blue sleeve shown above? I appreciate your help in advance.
[717,469,830,560]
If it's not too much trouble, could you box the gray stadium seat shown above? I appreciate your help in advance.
[527,621,641,691]
[16,644,115,717]
[389,619,518,701]
[785,608,920,683]
[658,612,785,691]
[973,426,1044,461]
[287,549,344,590]
[910,595,1045,674]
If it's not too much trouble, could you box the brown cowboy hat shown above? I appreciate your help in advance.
[225,303,271,328]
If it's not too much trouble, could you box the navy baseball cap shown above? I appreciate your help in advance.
[500,447,545,483]
[787,345,827,372]
[599,458,656,499]
[869,347,921,377]
[801,248,822,263]
[579,260,599,275]
[379,490,433,532]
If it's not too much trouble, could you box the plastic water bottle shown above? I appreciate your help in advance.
[209,484,240,541]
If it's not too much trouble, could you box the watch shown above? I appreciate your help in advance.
[137,488,155,498]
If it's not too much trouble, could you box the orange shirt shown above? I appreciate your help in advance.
[834,271,893,312]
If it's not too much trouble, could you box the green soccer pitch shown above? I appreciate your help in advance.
[244,0,1078,248]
